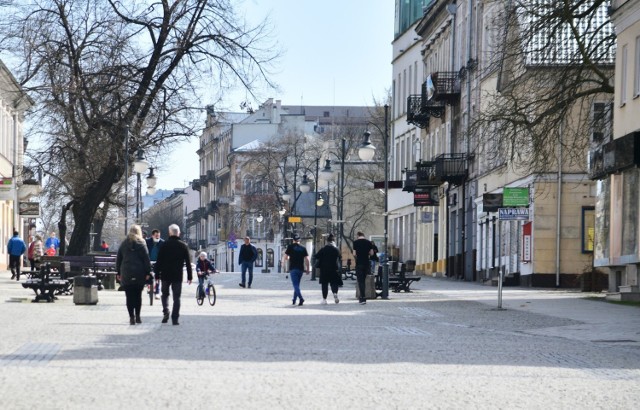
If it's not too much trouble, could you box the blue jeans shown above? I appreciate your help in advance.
[240,261,253,286]
[290,269,303,302]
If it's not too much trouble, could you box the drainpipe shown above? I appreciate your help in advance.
[464,0,475,281]
[555,123,563,287]
[12,113,20,232]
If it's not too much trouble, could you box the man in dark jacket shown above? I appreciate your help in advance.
[153,224,192,325]
[146,229,165,299]
[238,236,257,288]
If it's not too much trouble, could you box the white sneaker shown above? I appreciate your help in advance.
[320,299,327,305]
[155,295,160,300]
[333,293,339,304]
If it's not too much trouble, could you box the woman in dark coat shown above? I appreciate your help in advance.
[116,225,152,325]
[315,234,343,304]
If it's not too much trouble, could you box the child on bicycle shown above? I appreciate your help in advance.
[196,252,217,289]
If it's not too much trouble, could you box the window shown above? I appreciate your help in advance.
[635,36,640,98]
[621,44,628,106]
[591,102,613,145]
[581,207,595,253]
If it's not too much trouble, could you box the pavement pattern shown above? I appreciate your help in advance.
[1,270,639,409]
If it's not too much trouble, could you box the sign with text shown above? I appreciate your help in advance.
[498,207,529,221]
[288,216,302,223]
[19,202,40,216]
[482,193,503,213]
[414,186,439,206]
[522,222,532,262]
[503,187,530,207]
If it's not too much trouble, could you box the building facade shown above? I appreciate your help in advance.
[0,60,35,270]
[595,0,640,300]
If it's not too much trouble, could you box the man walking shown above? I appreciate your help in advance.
[238,236,257,288]
[153,224,192,325]
[353,231,373,305]
[283,233,310,306]
[146,229,164,299]
[8,231,27,281]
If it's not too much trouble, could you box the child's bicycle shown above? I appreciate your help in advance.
[196,271,216,306]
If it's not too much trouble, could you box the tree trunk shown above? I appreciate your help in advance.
[67,165,122,256]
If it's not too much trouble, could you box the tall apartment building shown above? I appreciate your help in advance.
[398,0,610,287]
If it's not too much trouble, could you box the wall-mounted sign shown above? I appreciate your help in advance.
[19,202,40,216]
[1,177,12,190]
[503,187,530,207]
[498,207,529,221]
[414,186,439,207]
[522,222,532,262]
[482,193,503,213]
[288,216,302,223]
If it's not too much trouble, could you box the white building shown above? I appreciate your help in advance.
[0,59,35,270]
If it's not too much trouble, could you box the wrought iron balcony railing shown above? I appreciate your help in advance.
[425,71,461,105]
[434,153,468,185]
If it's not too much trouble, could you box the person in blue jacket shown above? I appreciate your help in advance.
[7,231,27,281]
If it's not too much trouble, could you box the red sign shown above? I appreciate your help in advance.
[522,222,532,262]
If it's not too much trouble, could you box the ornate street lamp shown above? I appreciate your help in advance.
[359,105,390,299]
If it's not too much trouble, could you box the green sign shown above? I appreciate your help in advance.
[503,187,529,207]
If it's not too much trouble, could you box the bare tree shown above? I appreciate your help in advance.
[471,0,614,174]
[0,0,278,255]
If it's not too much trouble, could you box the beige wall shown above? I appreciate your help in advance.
[613,13,640,138]
[532,180,595,275]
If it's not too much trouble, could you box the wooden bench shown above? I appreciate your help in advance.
[21,263,70,302]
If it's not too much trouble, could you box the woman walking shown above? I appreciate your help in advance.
[28,235,44,272]
[116,225,152,325]
[315,234,343,304]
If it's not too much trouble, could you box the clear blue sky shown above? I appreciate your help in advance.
[154,0,394,190]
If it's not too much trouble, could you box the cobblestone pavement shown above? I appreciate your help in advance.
[1,270,639,409]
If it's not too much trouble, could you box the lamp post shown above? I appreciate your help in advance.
[256,213,268,272]
[310,158,320,280]
[359,104,390,300]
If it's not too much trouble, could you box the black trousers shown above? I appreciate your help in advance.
[161,280,183,322]
[124,284,144,318]
[321,282,340,299]
[355,264,368,301]
[9,255,21,279]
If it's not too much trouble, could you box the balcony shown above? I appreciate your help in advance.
[192,178,201,191]
[403,161,440,193]
[425,72,460,105]
[407,95,430,129]
[589,131,640,180]
[207,200,218,215]
[206,170,216,182]
[434,153,467,185]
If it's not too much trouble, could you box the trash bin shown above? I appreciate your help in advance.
[73,275,99,305]
[356,275,377,300]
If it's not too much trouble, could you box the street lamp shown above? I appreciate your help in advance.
[359,104,390,300]
[132,149,158,226]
